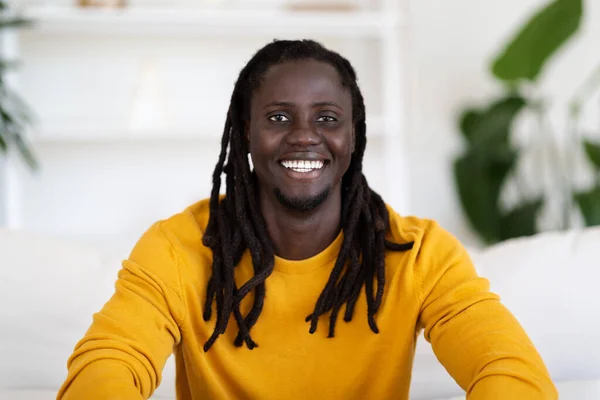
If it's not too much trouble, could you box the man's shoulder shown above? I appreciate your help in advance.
[386,204,429,239]
[152,197,213,245]
[385,204,455,249]
[158,199,210,232]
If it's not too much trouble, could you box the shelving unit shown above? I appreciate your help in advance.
[2,1,411,244]
[23,5,402,37]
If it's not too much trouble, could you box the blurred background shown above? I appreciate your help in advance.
[2,2,600,398]
[1,0,599,254]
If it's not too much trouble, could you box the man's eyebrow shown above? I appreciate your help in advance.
[312,101,343,109]
[262,101,344,109]
[263,101,295,108]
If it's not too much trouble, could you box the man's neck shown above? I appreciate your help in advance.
[259,188,342,261]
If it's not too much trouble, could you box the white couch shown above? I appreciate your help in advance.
[1,226,599,400]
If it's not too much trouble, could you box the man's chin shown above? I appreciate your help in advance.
[273,187,331,212]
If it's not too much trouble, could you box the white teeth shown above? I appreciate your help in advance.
[281,160,325,172]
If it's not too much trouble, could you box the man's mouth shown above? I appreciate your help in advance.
[280,159,326,173]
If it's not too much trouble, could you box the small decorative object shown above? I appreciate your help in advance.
[285,0,359,12]
[77,0,127,8]
[128,58,171,133]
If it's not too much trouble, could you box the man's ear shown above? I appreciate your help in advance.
[245,121,251,149]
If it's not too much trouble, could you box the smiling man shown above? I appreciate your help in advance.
[248,59,355,261]
[57,40,557,400]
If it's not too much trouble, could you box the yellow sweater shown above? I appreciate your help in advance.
[57,198,557,400]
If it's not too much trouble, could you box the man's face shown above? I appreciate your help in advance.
[248,59,355,211]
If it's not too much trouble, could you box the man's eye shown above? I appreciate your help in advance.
[317,116,337,122]
[268,114,290,122]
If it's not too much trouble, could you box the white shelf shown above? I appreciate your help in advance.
[23,5,403,38]
[6,3,411,234]
[32,127,222,144]
[30,115,388,144]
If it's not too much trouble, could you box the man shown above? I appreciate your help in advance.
[58,39,557,399]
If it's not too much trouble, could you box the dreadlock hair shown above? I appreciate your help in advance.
[201,39,414,352]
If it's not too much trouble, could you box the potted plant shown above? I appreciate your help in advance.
[0,0,37,170]
[454,0,600,245]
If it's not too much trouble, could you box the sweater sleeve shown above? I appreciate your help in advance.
[415,221,557,399]
[57,222,187,400]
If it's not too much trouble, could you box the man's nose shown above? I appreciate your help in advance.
[286,120,322,147]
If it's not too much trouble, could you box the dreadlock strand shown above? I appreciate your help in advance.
[203,277,216,321]
[363,259,379,334]
[386,240,415,251]
[359,189,381,333]
[225,126,276,347]
[326,271,349,338]
[230,136,273,306]
[308,191,364,334]
[309,124,371,333]
[227,225,258,349]
[222,155,258,348]
[374,229,387,312]
[344,259,367,322]
[215,203,238,334]
[233,305,258,349]
[203,249,225,352]
[327,245,361,338]
[368,192,387,311]
[203,120,232,249]
[201,118,234,349]
[336,242,363,313]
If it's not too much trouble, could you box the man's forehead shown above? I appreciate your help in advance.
[253,61,350,104]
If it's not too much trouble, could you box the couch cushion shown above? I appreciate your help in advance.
[471,227,600,382]
[0,229,177,397]
[0,229,122,390]
[0,389,175,400]
[410,226,600,399]
[428,379,600,400]
[4,226,599,398]
[0,389,59,400]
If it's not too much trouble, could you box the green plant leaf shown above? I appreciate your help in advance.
[459,109,483,143]
[459,95,526,148]
[454,147,518,244]
[0,105,13,124]
[0,123,6,148]
[0,133,6,153]
[0,60,19,72]
[0,17,33,29]
[13,133,38,171]
[0,60,17,71]
[492,0,583,82]
[455,154,500,244]
[4,88,35,124]
[499,199,544,240]
[575,186,600,226]
[583,139,600,170]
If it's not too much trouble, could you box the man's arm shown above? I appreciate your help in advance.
[57,222,186,400]
[415,221,557,399]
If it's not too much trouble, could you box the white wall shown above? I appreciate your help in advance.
[9,9,396,252]
[406,0,600,247]
[6,0,600,249]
